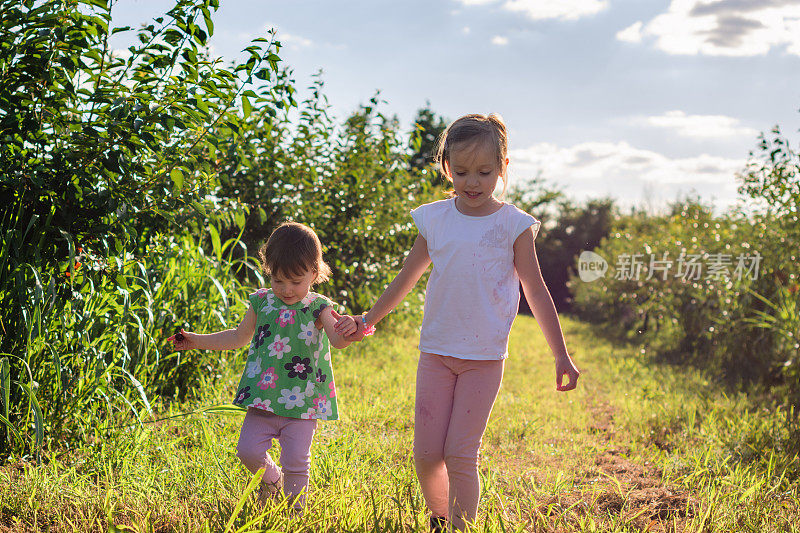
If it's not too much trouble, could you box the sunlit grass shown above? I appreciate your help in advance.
[1,315,798,532]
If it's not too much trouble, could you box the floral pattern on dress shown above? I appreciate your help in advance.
[276,308,297,327]
[329,381,336,397]
[257,367,278,390]
[245,358,262,378]
[251,397,273,412]
[297,321,319,346]
[253,324,272,349]
[313,396,333,420]
[315,368,327,383]
[233,386,252,405]
[285,356,313,380]
[268,335,292,359]
[312,303,328,319]
[278,386,305,409]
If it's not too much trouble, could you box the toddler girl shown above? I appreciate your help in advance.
[340,113,580,531]
[169,221,357,512]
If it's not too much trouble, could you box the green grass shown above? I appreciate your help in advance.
[1,315,798,532]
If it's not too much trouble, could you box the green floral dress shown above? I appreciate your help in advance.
[232,289,339,420]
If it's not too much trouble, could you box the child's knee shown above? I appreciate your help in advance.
[414,445,445,469]
[236,444,265,470]
[443,453,478,476]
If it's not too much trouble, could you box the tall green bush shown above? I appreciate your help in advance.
[570,121,800,440]
[0,0,291,458]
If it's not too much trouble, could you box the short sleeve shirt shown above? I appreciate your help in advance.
[232,289,339,420]
[411,198,541,360]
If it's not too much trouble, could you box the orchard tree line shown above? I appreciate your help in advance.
[1,0,798,460]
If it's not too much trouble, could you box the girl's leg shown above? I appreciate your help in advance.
[278,417,318,509]
[444,358,504,531]
[414,353,458,520]
[236,408,282,486]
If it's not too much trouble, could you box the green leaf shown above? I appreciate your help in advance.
[0,358,9,421]
[191,200,207,216]
[201,7,214,36]
[241,94,251,118]
[0,412,22,445]
[170,167,184,192]
[19,383,43,451]
[208,224,222,262]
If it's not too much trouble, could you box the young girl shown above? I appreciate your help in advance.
[339,113,580,531]
[168,222,357,512]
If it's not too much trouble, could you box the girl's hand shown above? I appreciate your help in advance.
[167,329,196,351]
[334,314,358,337]
[555,353,580,391]
[342,316,367,342]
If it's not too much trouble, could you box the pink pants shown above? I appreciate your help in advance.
[414,352,505,531]
[236,408,318,507]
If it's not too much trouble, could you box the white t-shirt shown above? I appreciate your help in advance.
[411,198,541,360]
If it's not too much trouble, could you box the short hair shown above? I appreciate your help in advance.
[434,113,509,194]
[258,222,331,284]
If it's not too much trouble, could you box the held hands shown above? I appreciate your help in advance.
[555,352,580,392]
[334,314,368,342]
[330,310,358,337]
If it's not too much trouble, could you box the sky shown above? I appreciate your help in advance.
[111,0,800,215]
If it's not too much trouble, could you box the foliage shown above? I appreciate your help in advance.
[570,119,800,434]
[408,102,448,186]
[570,192,800,436]
[214,88,440,313]
[0,227,258,458]
[0,0,291,458]
[512,191,615,313]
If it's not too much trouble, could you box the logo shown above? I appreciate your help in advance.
[578,251,608,282]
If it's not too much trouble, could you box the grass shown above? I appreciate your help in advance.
[1,314,798,532]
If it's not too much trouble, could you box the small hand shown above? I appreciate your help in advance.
[343,315,367,342]
[555,353,580,392]
[167,328,195,351]
[334,314,358,337]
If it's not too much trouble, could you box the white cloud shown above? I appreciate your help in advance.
[454,0,608,21]
[492,35,509,45]
[278,32,313,49]
[507,141,745,210]
[502,0,608,21]
[262,24,314,50]
[462,26,471,34]
[633,111,759,139]
[616,21,643,43]
[617,1,800,57]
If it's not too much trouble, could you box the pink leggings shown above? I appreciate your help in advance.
[236,408,318,506]
[414,352,505,531]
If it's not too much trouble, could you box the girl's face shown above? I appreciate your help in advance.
[271,268,316,305]
[446,141,508,216]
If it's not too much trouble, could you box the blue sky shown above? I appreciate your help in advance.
[112,0,800,214]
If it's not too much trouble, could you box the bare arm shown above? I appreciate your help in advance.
[363,233,431,327]
[513,227,580,391]
[168,305,256,351]
[317,307,354,349]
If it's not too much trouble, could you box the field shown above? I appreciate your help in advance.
[2,314,798,532]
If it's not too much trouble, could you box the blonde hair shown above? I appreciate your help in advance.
[433,113,509,195]
[258,222,331,284]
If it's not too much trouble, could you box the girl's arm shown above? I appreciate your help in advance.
[168,305,256,351]
[316,308,356,349]
[513,227,580,391]
[363,233,431,327]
